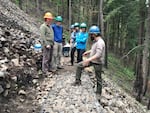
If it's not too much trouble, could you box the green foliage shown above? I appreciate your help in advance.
[15,0,19,5]
[105,5,124,21]
[108,53,135,92]
[63,30,70,43]
[108,53,134,80]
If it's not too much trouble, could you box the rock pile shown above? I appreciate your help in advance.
[0,0,40,34]
[0,0,42,97]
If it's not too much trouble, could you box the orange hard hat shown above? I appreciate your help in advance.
[44,12,53,19]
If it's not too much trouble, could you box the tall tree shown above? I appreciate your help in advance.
[99,0,108,68]
[142,0,150,96]
[99,0,104,38]
[68,0,72,29]
[36,0,42,16]
[18,0,23,10]
[133,0,146,102]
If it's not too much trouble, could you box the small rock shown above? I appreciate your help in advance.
[0,85,4,94]
[0,64,8,71]
[32,79,38,84]
[0,71,5,78]
[6,83,11,89]
[0,37,6,41]
[116,100,124,107]
[3,47,10,53]
[19,98,25,102]
[11,58,19,66]
[18,90,26,95]
[0,58,8,64]
[3,90,9,97]
[11,76,17,82]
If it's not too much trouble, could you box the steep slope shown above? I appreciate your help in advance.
[0,0,40,34]
[0,1,42,112]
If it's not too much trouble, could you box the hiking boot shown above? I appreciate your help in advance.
[49,69,57,73]
[72,81,81,86]
[57,66,64,69]
[95,91,101,102]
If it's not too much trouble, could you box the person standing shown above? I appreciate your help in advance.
[70,22,80,65]
[52,16,64,69]
[40,12,54,73]
[72,25,105,98]
[76,23,88,63]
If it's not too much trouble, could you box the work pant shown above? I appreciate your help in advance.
[70,47,76,65]
[52,42,62,70]
[77,49,85,63]
[42,46,53,72]
[75,62,102,95]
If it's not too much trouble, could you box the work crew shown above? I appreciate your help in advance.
[72,25,105,99]
[76,23,88,63]
[40,12,54,73]
[70,22,80,65]
[52,16,64,69]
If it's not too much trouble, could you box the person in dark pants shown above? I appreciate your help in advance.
[40,12,54,73]
[76,23,88,63]
[70,22,80,65]
[72,25,105,98]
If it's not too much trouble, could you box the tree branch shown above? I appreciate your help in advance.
[121,45,144,59]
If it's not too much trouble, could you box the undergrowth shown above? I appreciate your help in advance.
[107,53,135,93]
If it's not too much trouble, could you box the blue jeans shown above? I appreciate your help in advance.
[77,49,85,63]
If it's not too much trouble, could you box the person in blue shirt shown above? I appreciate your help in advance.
[70,22,80,65]
[76,23,88,63]
[52,16,63,69]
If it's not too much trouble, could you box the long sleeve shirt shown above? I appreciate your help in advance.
[52,23,63,43]
[90,37,105,64]
[76,32,88,49]
[40,22,54,46]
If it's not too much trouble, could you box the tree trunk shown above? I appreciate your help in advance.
[99,0,107,67]
[99,0,104,38]
[133,0,146,102]
[68,0,72,29]
[18,0,23,10]
[25,0,29,13]
[36,0,41,16]
[142,0,150,96]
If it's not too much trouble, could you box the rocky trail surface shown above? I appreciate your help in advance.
[35,58,149,113]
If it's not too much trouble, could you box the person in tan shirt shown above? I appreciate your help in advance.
[40,12,54,73]
[72,25,105,98]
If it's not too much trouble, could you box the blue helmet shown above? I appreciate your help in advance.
[89,26,100,34]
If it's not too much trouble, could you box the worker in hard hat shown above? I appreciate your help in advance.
[52,16,64,69]
[70,22,80,66]
[75,23,88,63]
[72,26,105,100]
[40,12,55,74]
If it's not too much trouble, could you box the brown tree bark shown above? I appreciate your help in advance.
[36,0,41,16]
[133,0,146,102]
[18,0,23,10]
[142,0,150,96]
